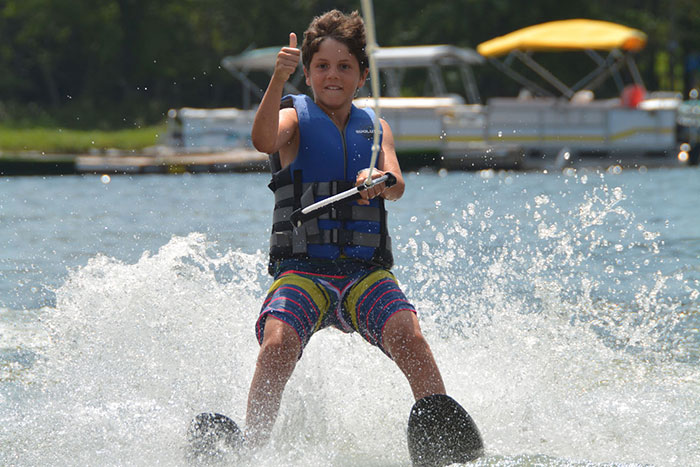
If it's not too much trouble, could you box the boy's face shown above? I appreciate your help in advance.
[304,38,368,111]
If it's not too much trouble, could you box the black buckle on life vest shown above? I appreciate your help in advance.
[328,204,353,220]
[331,229,353,246]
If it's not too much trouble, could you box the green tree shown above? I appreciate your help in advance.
[1,0,699,128]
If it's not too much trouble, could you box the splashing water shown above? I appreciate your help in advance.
[395,175,700,466]
[1,172,698,466]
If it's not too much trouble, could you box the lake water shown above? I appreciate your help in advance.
[1,167,699,466]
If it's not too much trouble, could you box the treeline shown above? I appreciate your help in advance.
[1,0,698,129]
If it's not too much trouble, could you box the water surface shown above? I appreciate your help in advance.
[1,167,698,466]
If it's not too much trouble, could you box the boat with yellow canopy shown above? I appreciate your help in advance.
[433,19,687,169]
[475,19,648,99]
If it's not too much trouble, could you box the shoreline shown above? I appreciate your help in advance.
[1,147,696,176]
[0,148,269,176]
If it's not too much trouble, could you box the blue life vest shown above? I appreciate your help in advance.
[267,94,393,273]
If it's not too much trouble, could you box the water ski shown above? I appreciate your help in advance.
[187,412,244,459]
[407,394,483,466]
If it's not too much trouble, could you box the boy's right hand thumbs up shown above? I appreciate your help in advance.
[274,32,300,82]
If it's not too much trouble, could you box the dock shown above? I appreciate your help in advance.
[0,148,269,176]
[1,145,695,177]
[75,148,268,174]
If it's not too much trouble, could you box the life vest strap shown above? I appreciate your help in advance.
[270,228,390,250]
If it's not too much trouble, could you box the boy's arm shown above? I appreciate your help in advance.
[355,119,405,204]
[377,119,405,201]
[251,33,300,155]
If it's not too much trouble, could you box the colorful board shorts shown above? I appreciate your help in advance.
[256,258,417,357]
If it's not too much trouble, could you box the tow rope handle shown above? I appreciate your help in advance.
[288,172,396,228]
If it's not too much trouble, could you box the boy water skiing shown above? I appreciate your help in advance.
[190,10,482,464]
[248,9,445,446]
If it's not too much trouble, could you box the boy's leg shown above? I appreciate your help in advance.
[382,310,446,400]
[246,317,301,446]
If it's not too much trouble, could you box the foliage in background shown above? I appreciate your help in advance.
[0,124,164,153]
[0,0,698,130]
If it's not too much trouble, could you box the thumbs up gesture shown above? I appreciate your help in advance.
[274,33,300,82]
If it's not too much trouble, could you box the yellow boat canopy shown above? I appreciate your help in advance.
[477,19,647,57]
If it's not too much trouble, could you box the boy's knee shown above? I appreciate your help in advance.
[383,311,425,352]
[259,317,301,361]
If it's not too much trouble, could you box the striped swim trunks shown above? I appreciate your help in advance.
[256,258,416,357]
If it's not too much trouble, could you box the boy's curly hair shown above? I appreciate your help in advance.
[301,10,368,74]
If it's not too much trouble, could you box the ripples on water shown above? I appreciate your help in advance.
[0,168,698,466]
